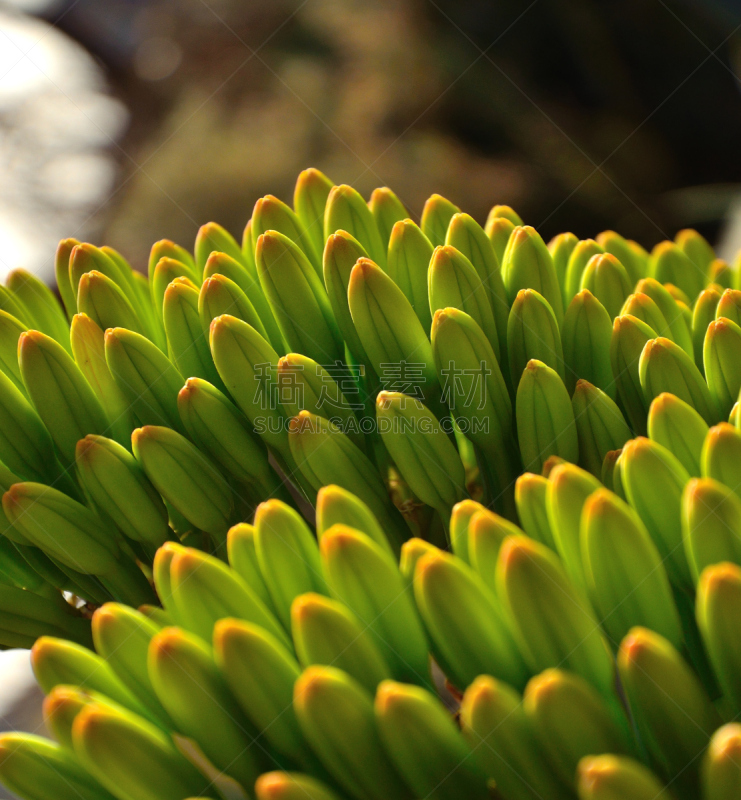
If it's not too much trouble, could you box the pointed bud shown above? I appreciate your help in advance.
[132,425,233,543]
[294,168,334,261]
[148,239,197,287]
[572,380,631,477]
[213,618,315,769]
[418,193,459,249]
[226,523,274,610]
[524,669,630,787]
[256,230,343,365]
[72,701,209,800]
[597,229,646,285]
[582,489,682,646]
[399,538,441,581]
[716,287,741,326]
[609,314,656,434]
[708,258,733,289]
[414,549,527,690]
[579,253,632,320]
[292,592,391,693]
[704,317,741,419]
[448,498,486,562]
[621,437,692,587]
[77,269,144,337]
[565,239,604,305]
[701,422,741,495]
[514,473,556,549]
[368,187,407,249]
[253,194,321,273]
[324,183,386,268]
[501,226,563,324]
[548,231,579,296]
[621,291,672,340]
[386,219,433,333]
[194,221,247,275]
[320,525,429,685]
[467,509,522,591]
[693,286,722,372]
[19,330,109,464]
[316,484,395,557]
[68,243,136,310]
[256,772,343,800]
[485,216,515,265]
[640,336,719,425]
[295,667,411,800]
[648,392,708,476]
[104,327,185,434]
[618,627,719,784]
[562,289,614,397]
[460,674,570,800]
[577,755,670,800]
[650,240,704,302]
[676,227,715,273]
[375,679,489,800]
[497,536,614,698]
[76,435,169,547]
[6,268,69,353]
[376,391,466,518]
[635,277,694,357]
[55,238,81,320]
[149,627,262,788]
[507,288,563,387]
[516,360,578,473]
[486,204,523,226]
[702,723,741,800]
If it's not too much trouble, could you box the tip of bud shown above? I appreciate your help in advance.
[620,627,653,664]
[150,626,183,659]
[699,561,741,595]
[499,535,539,572]
[290,592,325,623]
[374,680,406,715]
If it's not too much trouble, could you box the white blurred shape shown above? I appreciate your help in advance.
[38,152,117,207]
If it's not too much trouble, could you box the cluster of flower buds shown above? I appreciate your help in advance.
[0,168,739,799]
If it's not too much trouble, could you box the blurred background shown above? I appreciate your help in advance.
[1,0,741,284]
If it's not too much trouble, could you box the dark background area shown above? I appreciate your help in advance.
[11,0,741,269]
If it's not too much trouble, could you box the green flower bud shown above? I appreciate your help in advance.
[91,603,171,728]
[635,277,693,357]
[548,231,579,296]
[682,477,741,582]
[324,184,387,268]
[650,240,704,302]
[148,239,197,285]
[696,562,741,714]
[708,258,733,290]
[647,392,708,476]
[256,772,343,800]
[399,538,441,582]
[609,314,656,434]
[597,229,646,286]
[168,545,288,647]
[292,592,391,693]
[368,186,407,249]
[256,230,343,366]
[6,268,70,353]
[601,449,624,496]
[0,732,115,800]
[621,291,672,340]
[485,216,515,265]
[316,484,395,557]
[497,536,614,699]
[516,359,578,473]
[507,288,563,387]
[576,755,670,800]
[704,317,741,419]
[294,167,334,262]
[716,288,741,326]
[486,204,523,227]
[545,462,601,592]
[460,674,570,800]
[294,667,411,800]
[349,257,438,398]
[386,219,433,333]
[702,723,741,800]
[467,509,523,592]
[151,257,193,329]
[375,679,489,800]
[582,489,682,647]
[72,701,210,800]
[376,391,466,519]
[226,523,274,611]
[514,473,556,549]
[43,685,120,751]
[420,193,460,249]
[564,239,604,306]
[618,627,719,786]
[77,270,145,337]
[524,669,630,787]
[203,250,285,353]
[572,379,631,477]
[177,377,279,497]
[149,626,262,788]
[579,253,632,320]
[19,330,109,464]
[0,309,27,396]
[194,221,247,275]
[252,193,320,273]
[639,336,719,425]
[31,636,150,718]
[562,289,614,397]
[132,425,233,543]
[104,327,185,434]
[55,238,81,320]
[448,498,485,562]
[501,226,563,324]
[693,286,722,372]
[320,525,429,685]
[676,228,715,276]
[213,618,315,769]
[621,437,692,587]
[414,549,527,690]
[701,422,741,495]
[76,435,168,547]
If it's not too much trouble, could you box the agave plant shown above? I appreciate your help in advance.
[0,169,738,799]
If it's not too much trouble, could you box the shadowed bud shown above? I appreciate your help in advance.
[564,239,604,305]
[548,231,578,295]
[256,772,343,800]
[701,422,741,496]
[198,272,268,349]
[368,187,407,249]
[580,253,632,320]
[716,287,741,326]
[702,723,741,800]
[55,238,81,320]
[562,290,614,397]
[316,484,395,557]
[708,258,733,289]
[609,314,656,434]
[294,167,334,261]
[635,277,693,357]
[514,473,556,549]
[226,523,274,611]
[387,219,433,333]
[676,228,715,275]
[693,285,722,372]
[448,498,486,562]
[485,216,515,265]
[253,194,321,274]
[597,229,647,286]
[325,184,386,268]
[420,193,460,249]
[399,538,441,582]
[621,291,671,340]
[650,240,704,302]
[577,755,671,800]
[7,268,70,352]
[572,380,631,477]
[507,288,563,387]
[648,392,708,476]
[704,317,741,419]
